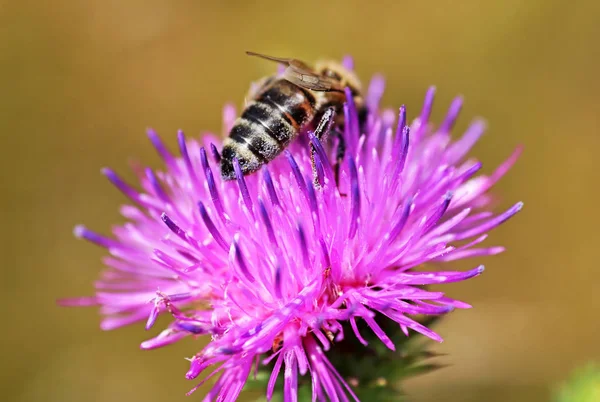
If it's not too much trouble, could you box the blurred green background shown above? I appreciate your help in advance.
[1,0,598,401]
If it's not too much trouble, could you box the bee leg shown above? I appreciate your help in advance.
[311,107,336,189]
[331,129,347,197]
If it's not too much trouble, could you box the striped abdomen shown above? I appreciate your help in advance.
[220,79,316,180]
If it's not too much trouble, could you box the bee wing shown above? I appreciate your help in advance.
[282,65,343,92]
[246,51,343,92]
[246,51,301,66]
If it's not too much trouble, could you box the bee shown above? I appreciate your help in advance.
[219,51,366,185]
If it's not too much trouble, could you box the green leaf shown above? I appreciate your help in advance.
[554,363,600,402]
[247,313,444,401]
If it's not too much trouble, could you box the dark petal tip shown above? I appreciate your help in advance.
[210,143,221,163]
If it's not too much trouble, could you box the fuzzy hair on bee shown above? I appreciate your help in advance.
[219,52,366,183]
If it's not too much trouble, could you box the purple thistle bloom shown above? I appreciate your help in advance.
[60,57,522,401]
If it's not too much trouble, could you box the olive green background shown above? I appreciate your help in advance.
[1,1,598,401]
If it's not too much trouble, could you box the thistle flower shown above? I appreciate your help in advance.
[60,57,522,401]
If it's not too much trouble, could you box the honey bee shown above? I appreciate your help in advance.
[219,51,366,184]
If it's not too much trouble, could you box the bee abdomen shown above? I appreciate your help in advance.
[241,101,296,145]
[219,118,283,180]
[219,79,317,181]
[257,80,316,129]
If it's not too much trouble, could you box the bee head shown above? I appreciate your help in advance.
[315,60,362,96]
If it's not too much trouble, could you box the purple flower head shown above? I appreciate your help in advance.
[60,56,522,401]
